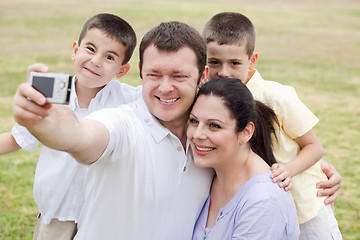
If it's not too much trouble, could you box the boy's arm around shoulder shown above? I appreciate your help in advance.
[0,132,21,155]
[288,129,324,177]
[271,129,324,183]
[12,82,108,164]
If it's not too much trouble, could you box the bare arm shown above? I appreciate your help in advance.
[27,104,109,164]
[0,132,21,155]
[271,129,324,182]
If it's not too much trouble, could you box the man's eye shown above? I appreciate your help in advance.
[231,61,241,66]
[146,74,160,80]
[174,75,187,81]
[87,47,95,52]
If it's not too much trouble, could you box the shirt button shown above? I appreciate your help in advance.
[177,146,182,151]
[220,211,223,216]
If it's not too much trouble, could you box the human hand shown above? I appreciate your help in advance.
[12,63,52,127]
[270,163,292,191]
[316,159,341,209]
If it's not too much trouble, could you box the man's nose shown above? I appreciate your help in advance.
[158,78,174,93]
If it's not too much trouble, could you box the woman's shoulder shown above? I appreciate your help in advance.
[239,171,292,204]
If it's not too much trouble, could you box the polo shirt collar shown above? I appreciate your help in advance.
[137,97,171,143]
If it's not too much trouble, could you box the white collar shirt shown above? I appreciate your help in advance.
[75,97,214,240]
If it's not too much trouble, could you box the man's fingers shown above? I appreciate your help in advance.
[317,185,340,197]
[13,83,50,127]
[18,82,47,106]
[317,176,341,189]
[323,191,338,205]
[27,63,49,81]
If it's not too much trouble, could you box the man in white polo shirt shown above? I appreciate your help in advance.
[12,21,214,239]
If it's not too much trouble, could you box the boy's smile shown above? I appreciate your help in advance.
[72,28,127,93]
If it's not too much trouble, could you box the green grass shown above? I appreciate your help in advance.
[1,0,359,238]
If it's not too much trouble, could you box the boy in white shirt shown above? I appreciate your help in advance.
[0,13,140,239]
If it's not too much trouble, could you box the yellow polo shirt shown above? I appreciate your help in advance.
[246,69,327,224]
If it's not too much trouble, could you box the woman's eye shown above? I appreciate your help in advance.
[189,118,198,124]
[209,123,221,129]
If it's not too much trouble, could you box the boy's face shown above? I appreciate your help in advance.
[72,28,129,92]
[206,41,257,84]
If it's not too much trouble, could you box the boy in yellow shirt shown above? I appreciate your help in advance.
[202,12,342,239]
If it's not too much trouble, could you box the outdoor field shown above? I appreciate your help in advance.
[0,0,359,239]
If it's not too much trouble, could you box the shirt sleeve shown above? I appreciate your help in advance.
[11,123,39,152]
[268,82,319,139]
[86,105,137,164]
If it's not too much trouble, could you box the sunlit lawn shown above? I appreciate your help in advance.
[0,0,359,239]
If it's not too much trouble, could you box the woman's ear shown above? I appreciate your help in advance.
[115,63,130,79]
[71,41,79,61]
[238,122,255,145]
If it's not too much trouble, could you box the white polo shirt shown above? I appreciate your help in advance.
[12,78,142,224]
[75,98,214,240]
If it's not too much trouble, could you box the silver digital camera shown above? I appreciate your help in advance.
[29,72,72,104]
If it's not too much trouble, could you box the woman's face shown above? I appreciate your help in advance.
[187,94,241,169]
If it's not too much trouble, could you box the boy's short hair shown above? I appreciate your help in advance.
[139,21,206,80]
[202,12,256,59]
[78,13,136,64]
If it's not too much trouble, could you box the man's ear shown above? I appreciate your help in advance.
[249,52,259,70]
[138,62,143,85]
[71,41,79,61]
[115,63,130,79]
[198,65,209,88]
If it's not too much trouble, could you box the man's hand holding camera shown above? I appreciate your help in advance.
[13,63,52,128]
[13,63,72,128]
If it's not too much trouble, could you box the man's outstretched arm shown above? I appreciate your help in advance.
[12,64,108,164]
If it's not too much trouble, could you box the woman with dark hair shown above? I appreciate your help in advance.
[188,78,299,239]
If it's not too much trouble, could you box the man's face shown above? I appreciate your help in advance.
[206,41,254,84]
[140,45,206,127]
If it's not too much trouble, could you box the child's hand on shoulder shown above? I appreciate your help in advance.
[270,163,292,191]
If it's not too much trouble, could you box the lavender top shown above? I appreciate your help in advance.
[192,171,299,240]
